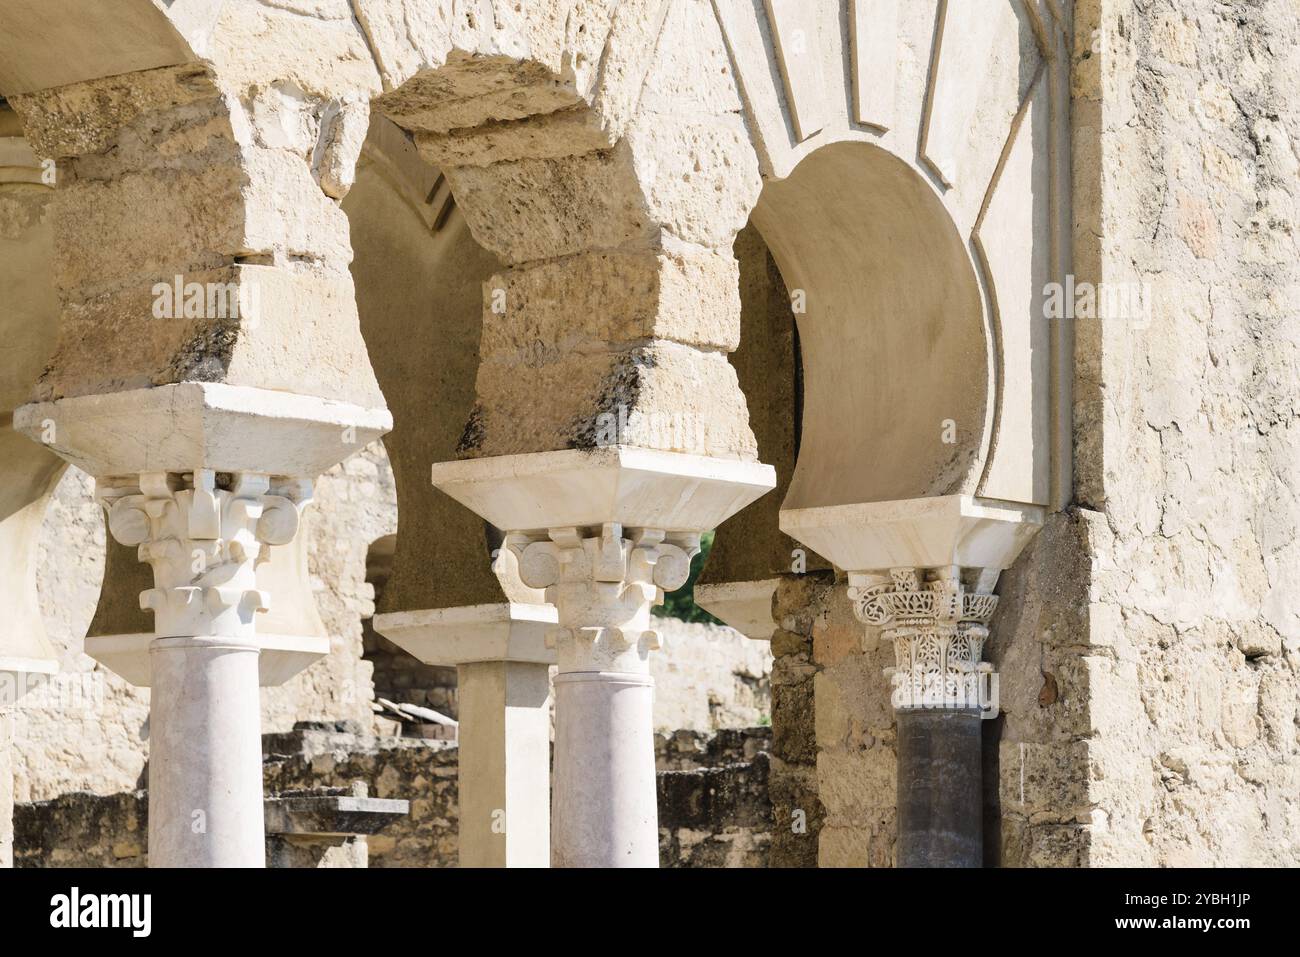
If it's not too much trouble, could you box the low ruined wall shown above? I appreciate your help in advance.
[15,725,773,868]
[657,728,771,867]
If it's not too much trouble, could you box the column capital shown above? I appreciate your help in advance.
[781,495,1043,720]
[430,447,774,674]
[509,523,699,673]
[97,469,307,638]
[848,566,1001,717]
[84,468,326,687]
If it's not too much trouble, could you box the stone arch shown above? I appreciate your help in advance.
[713,0,1068,514]
[0,101,61,691]
[359,0,765,461]
[754,140,989,508]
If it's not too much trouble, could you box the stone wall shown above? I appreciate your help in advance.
[657,727,772,868]
[1066,0,1300,865]
[767,575,829,868]
[15,725,773,868]
[648,619,771,733]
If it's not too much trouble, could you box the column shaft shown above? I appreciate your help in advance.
[552,672,658,868]
[457,660,551,868]
[896,709,983,867]
[147,637,265,868]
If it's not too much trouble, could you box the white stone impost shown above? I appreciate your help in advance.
[781,495,1045,720]
[686,578,781,641]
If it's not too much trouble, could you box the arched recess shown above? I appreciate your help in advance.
[0,102,61,688]
[697,141,991,633]
[345,114,505,621]
[755,141,990,510]
[708,0,1068,523]
[697,0,1065,640]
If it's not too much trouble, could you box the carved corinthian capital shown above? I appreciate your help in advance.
[96,469,311,640]
[510,523,700,674]
[849,567,1001,717]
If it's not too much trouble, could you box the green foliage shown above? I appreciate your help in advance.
[654,529,723,626]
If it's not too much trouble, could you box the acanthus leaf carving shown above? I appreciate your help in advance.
[848,566,1001,716]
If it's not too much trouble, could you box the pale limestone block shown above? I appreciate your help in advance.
[445,146,655,263]
[480,251,741,357]
[635,0,743,118]
[627,115,763,251]
[205,1,381,99]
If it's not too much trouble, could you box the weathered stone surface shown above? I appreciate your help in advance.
[481,251,741,355]
[765,572,834,867]
[16,724,773,868]
[1067,0,1300,867]
[464,341,757,459]
[658,752,771,868]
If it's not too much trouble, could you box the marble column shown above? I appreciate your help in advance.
[432,447,775,867]
[88,467,327,867]
[98,471,309,866]
[16,390,388,867]
[849,566,1000,867]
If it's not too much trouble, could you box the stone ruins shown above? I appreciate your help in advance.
[0,0,1296,868]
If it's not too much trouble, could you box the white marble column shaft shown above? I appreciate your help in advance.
[148,637,265,868]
